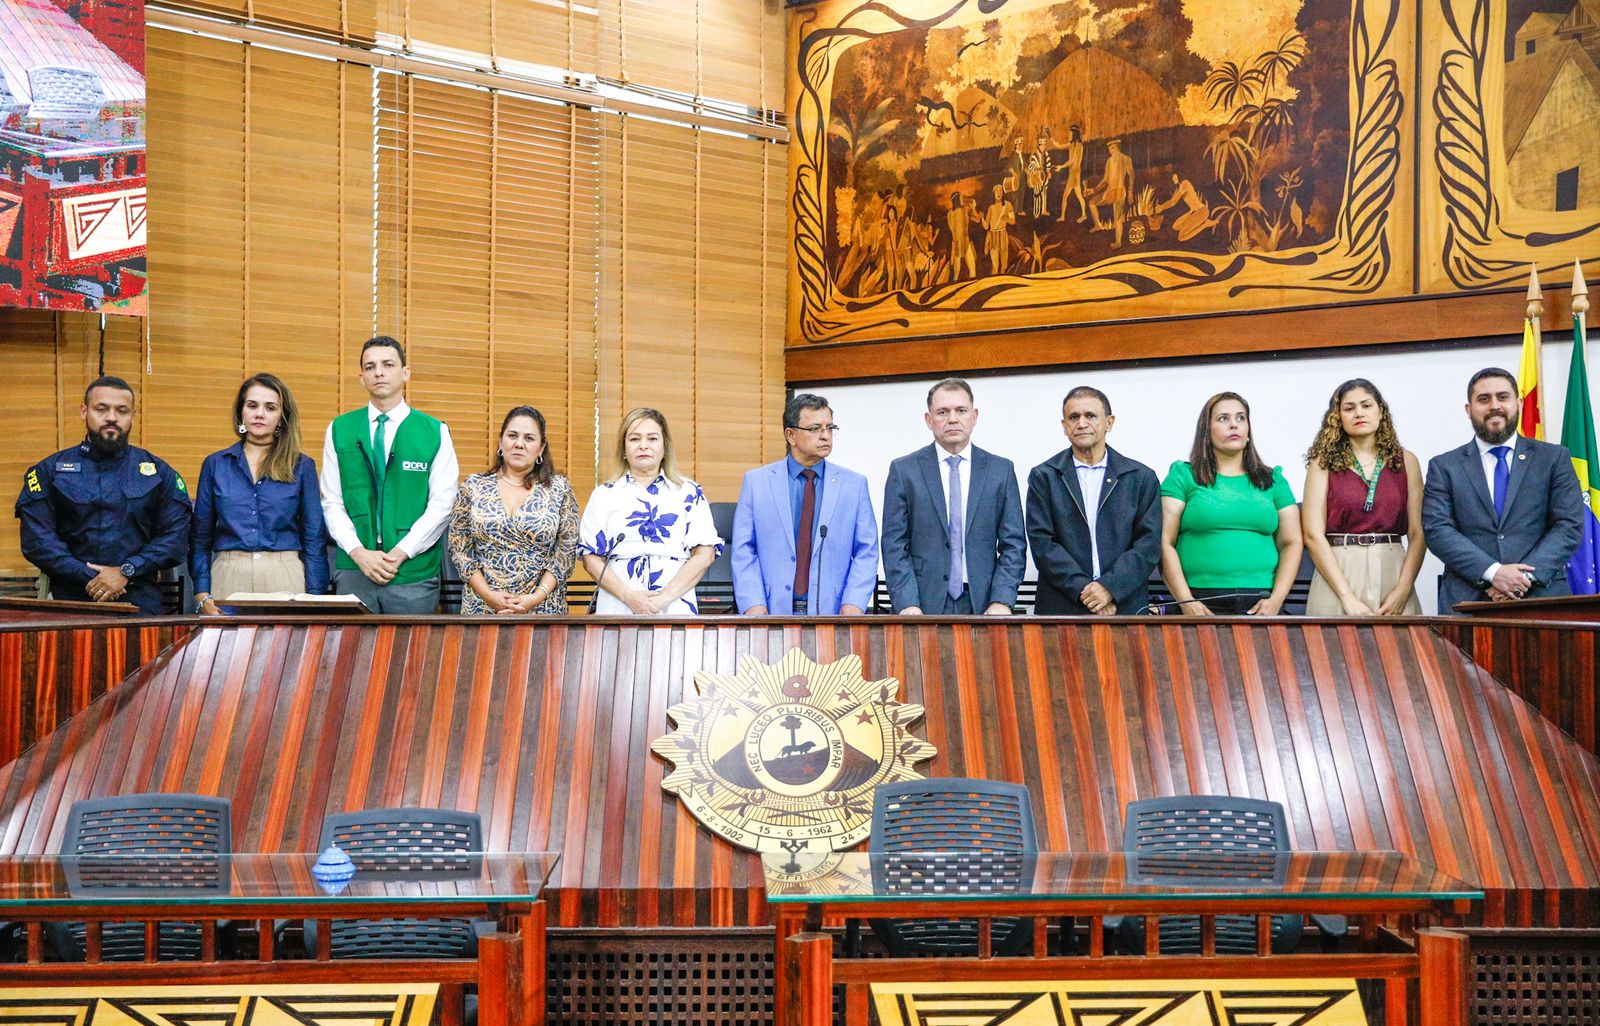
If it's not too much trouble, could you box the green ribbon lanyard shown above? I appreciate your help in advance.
[1352,454,1384,513]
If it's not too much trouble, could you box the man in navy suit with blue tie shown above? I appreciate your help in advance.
[880,378,1026,614]
[1423,367,1584,613]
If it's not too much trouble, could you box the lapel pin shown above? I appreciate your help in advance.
[1519,453,1526,460]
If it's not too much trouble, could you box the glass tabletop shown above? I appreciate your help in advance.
[762,850,1481,904]
[0,853,559,908]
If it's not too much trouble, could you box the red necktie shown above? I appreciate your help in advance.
[793,468,818,597]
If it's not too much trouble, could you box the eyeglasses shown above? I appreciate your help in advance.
[791,424,841,436]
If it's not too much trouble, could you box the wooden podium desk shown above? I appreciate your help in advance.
[766,850,1480,1026]
[1452,592,1600,622]
[0,852,557,1026]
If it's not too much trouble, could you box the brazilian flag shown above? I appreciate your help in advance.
[1563,315,1600,594]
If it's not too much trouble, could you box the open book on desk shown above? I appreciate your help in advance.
[214,593,371,616]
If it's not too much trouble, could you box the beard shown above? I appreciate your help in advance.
[87,426,129,457]
[1472,408,1519,445]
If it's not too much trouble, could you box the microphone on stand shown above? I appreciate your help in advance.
[803,525,827,615]
[1142,591,1271,615]
[588,531,628,614]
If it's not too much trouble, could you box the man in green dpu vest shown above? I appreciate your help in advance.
[319,335,460,613]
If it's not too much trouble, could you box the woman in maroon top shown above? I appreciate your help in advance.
[1301,379,1424,615]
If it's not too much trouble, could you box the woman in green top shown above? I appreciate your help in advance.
[1159,392,1303,614]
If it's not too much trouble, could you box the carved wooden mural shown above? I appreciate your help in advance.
[786,0,1600,351]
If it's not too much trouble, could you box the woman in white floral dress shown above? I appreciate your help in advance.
[448,406,579,614]
[579,408,723,615]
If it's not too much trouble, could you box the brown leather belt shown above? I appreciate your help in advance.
[1327,533,1402,546]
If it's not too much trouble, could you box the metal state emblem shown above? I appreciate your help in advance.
[651,649,936,854]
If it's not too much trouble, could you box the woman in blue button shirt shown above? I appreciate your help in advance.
[190,374,329,613]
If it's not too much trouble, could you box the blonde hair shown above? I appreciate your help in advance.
[612,407,682,486]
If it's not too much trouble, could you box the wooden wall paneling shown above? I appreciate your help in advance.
[0,622,185,769]
[0,312,60,573]
[245,46,349,441]
[619,0,697,98]
[404,0,493,65]
[4,619,1597,926]
[403,80,495,473]
[489,95,602,495]
[495,0,601,73]
[1433,620,1600,759]
[782,293,1588,385]
[696,132,779,497]
[699,0,783,112]
[617,116,698,466]
[375,71,411,381]
[143,29,247,485]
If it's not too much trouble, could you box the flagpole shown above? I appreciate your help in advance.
[1577,262,1590,353]
[1522,266,1546,439]
[1565,261,1600,594]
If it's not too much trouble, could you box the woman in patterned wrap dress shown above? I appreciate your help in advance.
[447,405,579,614]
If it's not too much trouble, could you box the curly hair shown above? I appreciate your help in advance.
[1304,378,1404,472]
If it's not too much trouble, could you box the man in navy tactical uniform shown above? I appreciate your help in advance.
[15,376,192,614]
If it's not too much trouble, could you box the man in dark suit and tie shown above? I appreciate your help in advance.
[1026,386,1162,615]
[881,378,1026,614]
[1423,367,1584,613]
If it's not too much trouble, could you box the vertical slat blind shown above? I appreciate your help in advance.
[0,0,785,576]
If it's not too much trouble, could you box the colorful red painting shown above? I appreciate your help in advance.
[0,0,147,314]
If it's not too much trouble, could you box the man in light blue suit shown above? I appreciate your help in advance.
[732,394,880,615]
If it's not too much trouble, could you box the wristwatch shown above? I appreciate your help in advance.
[194,595,212,614]
[119,561,136,579]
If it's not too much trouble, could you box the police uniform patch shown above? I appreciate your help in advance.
[55,462,79,472]
[138,462,156,476]
[25,469,41,493]
[175,474,187,493]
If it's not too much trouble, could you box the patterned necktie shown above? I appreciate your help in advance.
[1491,445,1510,520]
[947,454,964,601]
[372,413,390,497]
[794,468,818,598]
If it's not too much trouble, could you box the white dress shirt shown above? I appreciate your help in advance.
[1073,453,1109,578]
[1474,434,1518,584]
[937,443,972,584]
[320,400,461,559]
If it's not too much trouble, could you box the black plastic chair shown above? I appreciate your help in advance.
[867,778,1037,957]
[49,793,232,961]
[1116,795,1345,954]
[302,807,485,959]
[694,502,738,614]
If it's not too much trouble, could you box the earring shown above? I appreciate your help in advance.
[496,449,503,458]
[237,424,246,435]
[536,454,543,466]
[274,425,282,437]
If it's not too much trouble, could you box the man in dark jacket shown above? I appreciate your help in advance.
[881,378,1026,614]
[1026,386,1161,615]
[1423,367,1584,613]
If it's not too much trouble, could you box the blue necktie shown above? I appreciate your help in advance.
[1491,445,1510,520]
[947,455,964,601]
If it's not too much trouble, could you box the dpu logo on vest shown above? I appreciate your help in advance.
[402,460,429,472]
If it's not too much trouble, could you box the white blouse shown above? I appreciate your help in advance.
[578,472,724,614]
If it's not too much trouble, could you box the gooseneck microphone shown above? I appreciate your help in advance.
[1142,591,1272,615]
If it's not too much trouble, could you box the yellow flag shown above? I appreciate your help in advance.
[1518,317,1544,440]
